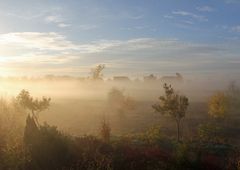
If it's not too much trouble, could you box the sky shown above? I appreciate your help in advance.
[0,0,239,78]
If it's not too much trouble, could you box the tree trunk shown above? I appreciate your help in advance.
[31,110,39,127]
[176,120,181,142]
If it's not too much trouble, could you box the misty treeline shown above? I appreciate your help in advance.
[0,64,183,83]
[0,80,239,169]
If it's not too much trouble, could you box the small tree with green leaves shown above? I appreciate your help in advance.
[17,89,51,125]
[152,83,189,142]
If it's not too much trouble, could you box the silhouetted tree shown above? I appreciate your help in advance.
[24,121,72,170]
[152,83,189,142]
[17,90,51,125]
[176,73,183,80]
[24,115,39,147]
[91,64,105,80]
[108,88,135,116]
[144,74,157,82]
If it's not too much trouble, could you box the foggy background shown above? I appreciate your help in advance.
[0,74,239,137]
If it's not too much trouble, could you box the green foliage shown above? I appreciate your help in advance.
[175,143,190,166]
[198,123,223,143]
[143,126,162,144]
[153,83,189,141]
[152,83,189,119]
[72,135,113,170]
[135,126,163,145]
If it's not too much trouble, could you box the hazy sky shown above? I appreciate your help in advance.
[0,0,239,78]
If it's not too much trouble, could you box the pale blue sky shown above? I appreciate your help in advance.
[0,0,239,78]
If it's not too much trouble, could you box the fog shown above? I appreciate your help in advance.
[0,75,239,136]
[1,75,237,100]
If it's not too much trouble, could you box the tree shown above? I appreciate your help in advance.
[208,91,229,119]
[100,118,111,143]
[91,64,105,80]
[108,87,135,116]
[152,83,189,142]
[24,115,39,148]
[227,81,240,98]
[227,81,240,112]
[17,90,51,125]
[144,74,157,82]
[24,121,72,170]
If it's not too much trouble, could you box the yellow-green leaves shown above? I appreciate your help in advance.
[208,92,229,119]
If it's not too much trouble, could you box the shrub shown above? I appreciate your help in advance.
[24,118,73,170]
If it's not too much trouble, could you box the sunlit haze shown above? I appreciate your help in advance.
[0,1,239,170]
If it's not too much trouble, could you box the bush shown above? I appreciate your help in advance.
[198,123,224,143]
[24,117,73,170]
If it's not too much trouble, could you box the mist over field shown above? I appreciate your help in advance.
[0,0,240,169]
[0,66,240,170]
[0,74,239,136]
[1,74,237,99]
